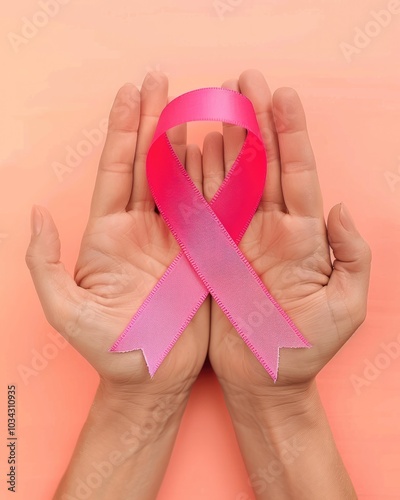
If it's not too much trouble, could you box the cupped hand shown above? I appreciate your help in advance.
[206,70,371,394]
[25,72,209,399]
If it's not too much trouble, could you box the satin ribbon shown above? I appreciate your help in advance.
[110,87,310,381]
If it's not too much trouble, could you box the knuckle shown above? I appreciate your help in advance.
[281,157,315,173]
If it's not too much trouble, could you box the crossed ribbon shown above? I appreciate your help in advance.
[110,87,310,381]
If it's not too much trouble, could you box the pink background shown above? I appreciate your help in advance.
[1,1,400,498]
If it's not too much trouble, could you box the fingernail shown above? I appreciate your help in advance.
[31,205,43,236]
[339,202,356,232]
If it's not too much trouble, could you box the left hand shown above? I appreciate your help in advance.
[206,69,371,396]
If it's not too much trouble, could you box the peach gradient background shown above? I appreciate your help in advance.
[1,1,400,498]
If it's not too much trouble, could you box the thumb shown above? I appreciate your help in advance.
[327,202,372,329]
[25,205,82,333]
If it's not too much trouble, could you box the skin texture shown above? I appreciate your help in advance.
[25,69,371,499]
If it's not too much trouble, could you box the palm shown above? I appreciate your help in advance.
[210,210,342,387]
[71,210,207,386]
[75,211,178,312]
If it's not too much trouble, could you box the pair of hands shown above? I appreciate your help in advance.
[26,69,371,414]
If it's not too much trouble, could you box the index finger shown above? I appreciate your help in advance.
[273,87,324,219]
[89,83,140,218]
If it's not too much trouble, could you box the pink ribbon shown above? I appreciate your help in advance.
[110,88,310,381]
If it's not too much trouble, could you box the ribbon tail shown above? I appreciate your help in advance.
[109,334,172,378]
[239,314,310,382]
[109,253,207,377]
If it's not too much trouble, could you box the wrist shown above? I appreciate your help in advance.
[94,377,190,437]
[220,379,322,441]
[220,380,356,499]
[82,381,188,479]
[53,379,189,499]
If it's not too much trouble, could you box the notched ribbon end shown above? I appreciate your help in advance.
[250,334,312,383]
[108,343,160,378]
[274,338,313,382]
